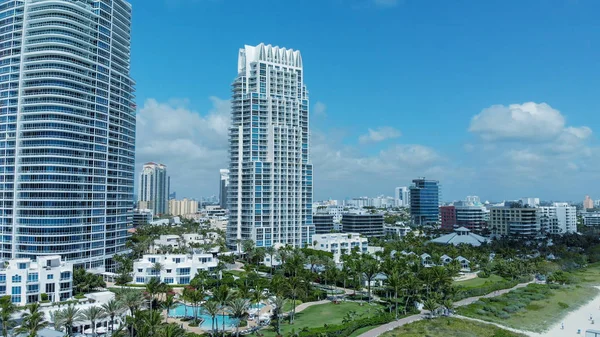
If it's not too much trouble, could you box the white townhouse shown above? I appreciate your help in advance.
[133,252,219,285]
[0,256,73,306]
[312,233,368,263]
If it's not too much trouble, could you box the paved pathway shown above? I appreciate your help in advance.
[357,281,533,337]
[455,315,538,336]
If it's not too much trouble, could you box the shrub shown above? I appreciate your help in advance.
[558,302,569,309]
[526,304,543,311]
[476,309,488,315]
[495,312,510,319]
[477,271,490,278]
[502,305,519,313]
[296,313,399,337]
[40,293,49,301]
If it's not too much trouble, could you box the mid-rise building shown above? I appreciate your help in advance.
[219,169,230,209]
[313,214,335,234]
[133,253,219,285]
[490,203,540,237]
[341,213,384,238]
[383,224,412,238]
[395,187,410,207]
[0,256,73,305]
[539,203,577,234]
[520,197,540,207]
[312,233,368,263]
[410,178,440,225]
[584,195,595,210]
[440,206,457,231]
[139,163,169,215]
[0,0,135,270]
[441,201,489,232]
[582,212,600,227]
[169,198,199,216]
[227,43,314,249]
[133,209,153,228]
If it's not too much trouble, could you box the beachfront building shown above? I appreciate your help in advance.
[133,253,219,285]
[489,202,540,237]
[312,233,368,263]
[341,213,385,238]
[0,255,73,305]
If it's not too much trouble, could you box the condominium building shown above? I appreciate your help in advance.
[383,224,412,238]
[313,214,334,234]
[539,203,577,234]
[0,256,73,305]
[520,197,540,207]
[132,253,219,285]
[227,43,314,249]
[219,169,230,209]
[169,198,199,216]
[441,205,489,232]
[0,0,135,270]
[132,209,153,228]
[341,213,384,238]
[312,233,368,263]
[394,187,409,207]
[582,212,600,227]
[410,178,440,225]
[584,196,595,210]
[489,203,540,237]
[138,163,169,215]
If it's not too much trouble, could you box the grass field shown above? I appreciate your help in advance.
[453,274,505,288]
[458,283,598,332]
[380,317,527,337]
[260,302,382,337]
[348,325,378,337]
[282,299,303,312]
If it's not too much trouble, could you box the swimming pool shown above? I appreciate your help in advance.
[168,304,240,329]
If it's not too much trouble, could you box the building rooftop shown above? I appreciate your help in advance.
[429,227,490,247]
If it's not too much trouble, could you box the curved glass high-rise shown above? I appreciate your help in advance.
[0,0,135,270]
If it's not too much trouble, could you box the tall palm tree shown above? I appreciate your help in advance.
[250,287,265,311]
[120,289,144,318]
[82,306,107,337]
[102,299,124,334]
[286,277,303,324]
[272,296,287,336]
[162,294,178,323]
[0,295,16,337]
[265,246,277,275]
[228,298,249,337]
[15,303,47,337]
[158,323,187,337]
[386,270,402,320]
[145,277,162,310]
[57,305,84,336]
[423,298,439,318]
[202,300,220,337]
[214,285,231,337]
[361,255,380,303]
[140,309,163,337]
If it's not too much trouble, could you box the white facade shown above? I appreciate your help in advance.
[395,187,410,207]
[520,197,540,207]
[539,203,577,234]
[227,43,314,249]
[384,224,412,238]
[312,233,368,263]
[0,256,73,306]
[133,253,219,285]
[139,163,169,215]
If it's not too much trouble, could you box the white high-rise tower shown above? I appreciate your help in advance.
[227,43,314,249]
[138,163,169,215]
[0,0,135,270]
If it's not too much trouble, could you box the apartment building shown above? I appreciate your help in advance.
[133,253,219,285]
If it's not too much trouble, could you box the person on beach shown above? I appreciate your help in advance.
[561,322,564,330]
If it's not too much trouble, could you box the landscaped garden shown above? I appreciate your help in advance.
[380,317,527,337]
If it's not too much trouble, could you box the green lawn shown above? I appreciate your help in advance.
[348,325,378,337]
[260,302,382,337]
[454,274,505,288]
[380,317,527,337]
[457,283,598,332]
[282,299,303,312]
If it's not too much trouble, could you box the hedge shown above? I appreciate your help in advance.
[297,313,398,337]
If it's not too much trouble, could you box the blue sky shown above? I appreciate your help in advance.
[130,0,600,202]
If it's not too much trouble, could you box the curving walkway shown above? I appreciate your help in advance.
[357,281,533,337]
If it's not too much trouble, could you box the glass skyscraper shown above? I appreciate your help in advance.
[227,43,314,250]
[0,0,135,270]
[138,162,168,215]
[410,178,440,225]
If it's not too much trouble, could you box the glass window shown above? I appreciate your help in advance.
[47,274,54,280]
[11,275,21,283]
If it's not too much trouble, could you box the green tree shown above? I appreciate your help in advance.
[271,296,287,335]
[0,295,16,337]
[102,299,124,334]
[214,285,232,337]
[15,303,48,337]
[158,323,187,337]
[202,300,220,336]
[361,255,380,303]
[228,298,249,337]
[56,305,84,336]
[82,306,107,337]
[162,294,178,323]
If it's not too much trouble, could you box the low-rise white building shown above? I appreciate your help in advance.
[0,255,73,306]
[312,233,368,263]
[384,224,412,238]
[133,252,219,285]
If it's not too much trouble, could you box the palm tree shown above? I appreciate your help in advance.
[82,306,107,337]
[162,294,178,323]
[386,270,402,319]
[286,277,303,324]
[140,310,163,337]
[272,296,287,336]
[442,298,455,316]
[250,287,265,311]
[0,295,16,337]
[57,305,84,336]
[228,298,249,337]
[423,298,439,318]
[202,300,220,336]
[361,255,380,303]
[120,289,144,318]
[15,303,48,337]
[102,299,124,334]
[214,285,231,337]
[265,246,277,275]
[145,277,162,310]
[158,323,187,337]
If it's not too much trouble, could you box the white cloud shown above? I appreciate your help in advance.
[135,97,230,198]
[358,126,401,144]
[313,101,327,117]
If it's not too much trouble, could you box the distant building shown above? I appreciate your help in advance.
[0,256,73,305]
[583,212,600,227]
[440,206,457,231]
[410,178,440,225]
[384,224,412,238]
[312,233,368,263]
[520,197,540,207]
[395,187,410,207]
[219,169,230,209]
[133,253,219,285]
[429,227,490,247]
[584,195,595,210]
[133,209,153,228]
[490,203,540,237]
[139,163,169,215]
[169,198,199,216]
[313,214,335,234]
[341,213,384,238]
